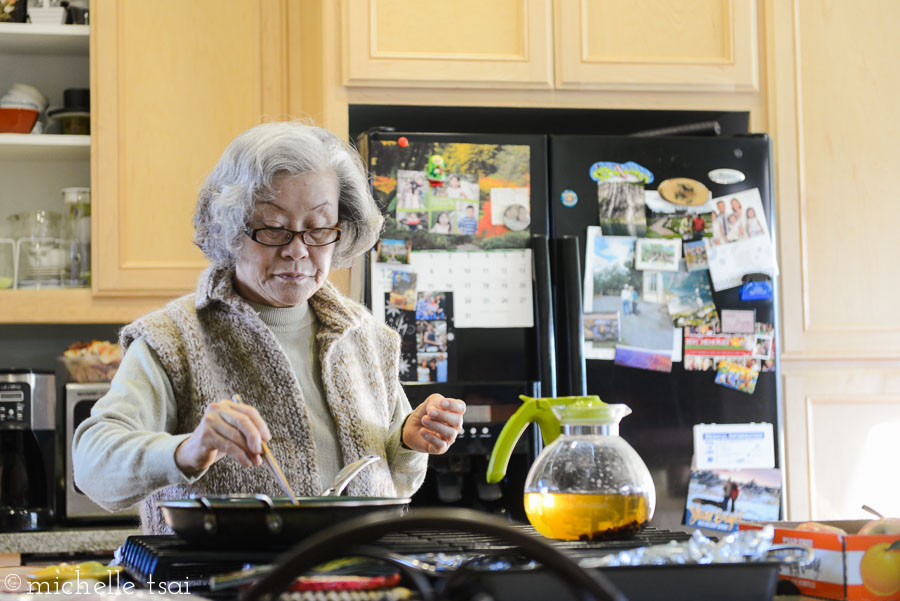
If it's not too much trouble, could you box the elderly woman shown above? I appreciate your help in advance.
[73,122,466,534]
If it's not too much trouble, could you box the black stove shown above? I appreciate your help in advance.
[119,527,779,601]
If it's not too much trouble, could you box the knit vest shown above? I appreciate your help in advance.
[120,265,405,534]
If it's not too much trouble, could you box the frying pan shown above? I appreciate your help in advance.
[160,494,410,548]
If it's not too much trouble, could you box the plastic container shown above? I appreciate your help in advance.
[59,341,122,383]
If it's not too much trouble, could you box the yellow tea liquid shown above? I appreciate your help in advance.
[524,492,650,541]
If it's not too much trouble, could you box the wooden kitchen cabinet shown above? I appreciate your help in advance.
[342,0,554,89]
[554,0,759,92]
[342,0,759,93]
[91,0,289,295]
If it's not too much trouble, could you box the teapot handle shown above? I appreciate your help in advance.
[486,397,559,484]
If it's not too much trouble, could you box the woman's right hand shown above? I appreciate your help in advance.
[174,398,272,476]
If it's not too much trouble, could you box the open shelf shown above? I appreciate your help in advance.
[0,134,90,159]
[0,23,89,56]
[0,289,169,324]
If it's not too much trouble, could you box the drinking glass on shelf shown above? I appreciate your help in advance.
[0,239,15,289]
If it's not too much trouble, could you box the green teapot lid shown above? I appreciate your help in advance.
[559,396,630,424]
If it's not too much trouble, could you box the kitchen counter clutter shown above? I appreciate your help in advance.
[0,524,139,556]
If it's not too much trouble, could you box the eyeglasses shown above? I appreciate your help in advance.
[245,225,342,247]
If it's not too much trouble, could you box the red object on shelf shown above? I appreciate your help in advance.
[0,108,39,134]
[397,136,409,147]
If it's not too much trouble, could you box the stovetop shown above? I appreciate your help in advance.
[119,526,692,591]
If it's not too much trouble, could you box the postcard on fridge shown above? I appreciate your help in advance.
[704,188,779,291]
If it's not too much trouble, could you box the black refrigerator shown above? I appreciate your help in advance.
[359,129,782,532]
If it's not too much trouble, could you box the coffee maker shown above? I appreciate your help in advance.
[0,369,56,531]
[405,381,539,522]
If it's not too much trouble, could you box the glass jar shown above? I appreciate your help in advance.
[62,187,91,286]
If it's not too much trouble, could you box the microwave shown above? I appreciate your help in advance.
[64,383,139,522]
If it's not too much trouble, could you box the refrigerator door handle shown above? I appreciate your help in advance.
[532,234,555,398]
[555,235,587,397]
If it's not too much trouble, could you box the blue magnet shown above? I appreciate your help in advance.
[560,189,578,207]
[740,274,773,301]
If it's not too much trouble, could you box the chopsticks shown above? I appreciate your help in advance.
[232,394,299,505]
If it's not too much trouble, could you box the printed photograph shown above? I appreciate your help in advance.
[582,227,681,360]
[415,352,449,383]
[416,291,448,321]
[454,201,480,236]
[417,320,447,353]
[715,361,759,395]
[396,170,427,210]
[369,140,532,250]
[490,187,530,226]
[635,238,681,272]
[376,238,411,264]
[583,312,621,344]
[383,296,417,382]
[614,345,673,373]
[396,211,429,233]
[662,269,718,328]
[598,181,647,237]
[389,270,417,311]
[684,468,782,533]
[683,240,710,271]
[646,210,713,240]
[439,173,479,200]
[428,210,456,235]
[704,188,778,291]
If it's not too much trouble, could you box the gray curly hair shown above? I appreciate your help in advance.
[193,121,383,268]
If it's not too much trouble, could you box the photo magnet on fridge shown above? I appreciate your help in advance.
[389,270,417,311]
[714,361,759,395]
[720,309,756,334]
[414,291,455,383]
[376,238,412,264]
[684,468,782,533]
[383,293,417,382]
[634,238,681,272]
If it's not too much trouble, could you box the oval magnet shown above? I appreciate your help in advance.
[657,178,710,207]
[708,168,745,185]
[560,189,578,207]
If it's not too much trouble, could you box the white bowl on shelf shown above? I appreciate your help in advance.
[28,7,67,25]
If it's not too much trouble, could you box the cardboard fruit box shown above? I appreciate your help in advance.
[740,520,900,601]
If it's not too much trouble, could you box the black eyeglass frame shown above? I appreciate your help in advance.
[244,225,342,247]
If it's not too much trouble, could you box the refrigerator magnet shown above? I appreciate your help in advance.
[708,168,746,185]
[634,238,681,271]
[560,189,578,207]
[714,361,759,395]
[657,178,711,207]
[375,238,411,264]
[589,161,654,183]
[720,309,756,334]
[683,240,709,271]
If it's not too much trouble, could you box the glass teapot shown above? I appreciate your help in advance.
[487,395,656,541]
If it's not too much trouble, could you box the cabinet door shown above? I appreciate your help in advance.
[92,0,288,295]
[342,0,553,89]
[555,0,759,92]
[783,368,900,520]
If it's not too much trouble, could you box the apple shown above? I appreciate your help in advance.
[859,540,900,597]
[796,521,848,535]
[859,517,900,536]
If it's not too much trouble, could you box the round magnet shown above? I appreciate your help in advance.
[708,168,745,185]
[657,178,710,207]
[560,189,578,207]
[397,136,409,147]
[502,203,531,231]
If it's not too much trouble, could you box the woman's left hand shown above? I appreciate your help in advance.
[402,393,466,454]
